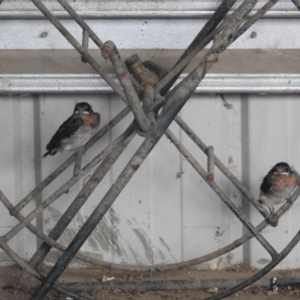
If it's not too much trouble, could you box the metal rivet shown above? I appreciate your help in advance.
[40,31,48,38]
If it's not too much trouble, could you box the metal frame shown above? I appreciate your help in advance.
[1,0,300,299]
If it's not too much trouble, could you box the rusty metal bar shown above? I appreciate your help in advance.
[30,0,128,105]
[143,86,154,110]
[174,115,276,224]
[155,1,259,138]
[232,0,280,43]
[31,135,160,299]
[101,41,151,132]
[58,231,300,299]
[158,0,236,96]
[0,237,92,300]
[22,125,135,280]
[81,30,89,63]
[57,0,103,48]
[10,105,130,216]
[206,146,214,181]
[208,231,300,300]
[57,0,143,96]
[155,0,258,103]
[2,186,298,274]
[165,129,278,258]
[3,125,135,242]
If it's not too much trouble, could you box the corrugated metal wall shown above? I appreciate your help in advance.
[1,0,300,270]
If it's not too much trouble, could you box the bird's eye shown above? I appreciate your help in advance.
[284,167,289,172]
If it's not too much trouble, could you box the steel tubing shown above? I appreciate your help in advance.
[4,125,135,241]
[101,41,151,132]
[165,129,278,258]
[11,106,131,216]
[31,135,160,299]
[174,115,275,224]
[31,0,128,104]
[24,125,135,278]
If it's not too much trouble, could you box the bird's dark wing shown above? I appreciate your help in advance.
[44,116,83,156]
[260,174,273,194]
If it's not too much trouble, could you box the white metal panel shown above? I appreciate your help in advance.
[1,0,300,271]
[180,94,243,269]
[243,95,300,269]
[1,19,300,50]
[1,93,300,269]
[0,0,298,18]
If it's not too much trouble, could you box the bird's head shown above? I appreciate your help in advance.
[270,162,292,176]
[73,102,94,115]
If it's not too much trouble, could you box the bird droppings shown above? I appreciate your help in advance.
[40,31,48,38]
[132,228,154,264]
[257,258,271,265]
[176,170,184,179]
[46,206,172,265]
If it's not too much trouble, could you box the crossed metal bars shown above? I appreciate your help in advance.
[1,0,300,299]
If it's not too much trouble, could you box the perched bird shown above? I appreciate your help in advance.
[259,162,300,213]
[43,102,100,157]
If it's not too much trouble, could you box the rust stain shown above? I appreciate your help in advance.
[118,72,127,79]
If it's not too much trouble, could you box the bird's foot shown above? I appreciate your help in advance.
[267,211,279,227]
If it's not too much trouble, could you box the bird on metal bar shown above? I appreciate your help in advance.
[258,162,300,214]
[43,102,100,157]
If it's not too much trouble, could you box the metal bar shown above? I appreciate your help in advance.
[56,0,143,96]
[3,125,135,242]
[154,1,259,137]
[0,7,299,20]
[4,73,300,95]
[0,237,92,300]
[1,186,296,274]
[155,0,259,108]
[165,129,278,258]
[158,0,236,96]
[10,105,131,216]
[2,180,298,276]
[60,277,271,292]
[143,86,154,110]
[73,149,84,176]
[174,115,275,224]
[81,30,89,63]
[30,0,128,105]
[57,0,103,48]
[207,231,300,300]
[23,125,135,279]
[31,135,160,299]
[206,146,214,181]
[231,0,280,43]
[101,41,151,132]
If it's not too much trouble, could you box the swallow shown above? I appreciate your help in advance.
[258,162,300,213]
[43,102,100,157]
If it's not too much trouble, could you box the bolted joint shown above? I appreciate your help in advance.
[101,40,115,59]
[134,116,158,138]
[125,54,158,87]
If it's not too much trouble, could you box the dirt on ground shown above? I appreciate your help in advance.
[1,264,300,299]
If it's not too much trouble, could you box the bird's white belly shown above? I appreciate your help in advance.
[59,127,96,151]
[260,185,296,205]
